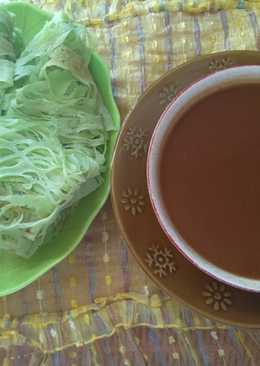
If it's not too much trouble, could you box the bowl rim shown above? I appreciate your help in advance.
[147,64,260,293]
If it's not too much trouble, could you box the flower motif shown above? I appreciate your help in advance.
[218,349,225,358]
[210,331,218,341]
[159,84,178,106]
[168,336,176,344]
[202,281,232,311]
[172,352,180,360]
[123,127,148,159]
[121,188,145,216]
[145,245,176,277]
[208,58,233,72]
[50,328,58,338]
[119,345,126,354]
[36,289,44,301]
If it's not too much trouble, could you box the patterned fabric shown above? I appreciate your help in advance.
[1,0,260,364]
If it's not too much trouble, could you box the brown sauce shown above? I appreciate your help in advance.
[160,85,260,279]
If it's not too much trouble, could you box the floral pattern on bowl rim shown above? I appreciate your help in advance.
[112,51,260,327]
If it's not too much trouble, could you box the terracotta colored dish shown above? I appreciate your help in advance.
[147,65,260,293]
[112,51,260,327]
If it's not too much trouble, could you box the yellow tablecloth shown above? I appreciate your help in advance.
[1,0,260,364]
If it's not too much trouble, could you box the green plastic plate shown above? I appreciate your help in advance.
[0,2,120,296]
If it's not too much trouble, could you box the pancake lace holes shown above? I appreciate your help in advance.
[146,245,176,277]
[123,127,148,159]
[203,281,232,311]
[121,188,145,216]
[159,84,178,106]
[208,58,233,72]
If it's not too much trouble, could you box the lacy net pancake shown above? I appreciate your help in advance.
[160,84,260,279]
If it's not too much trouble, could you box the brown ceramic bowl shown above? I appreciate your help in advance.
[147,65,260,293]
